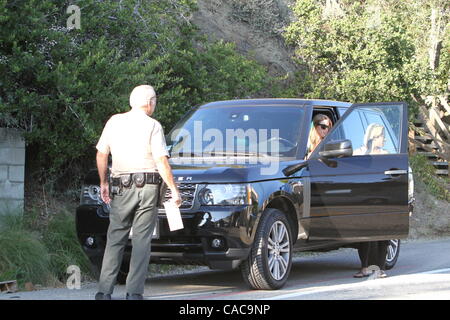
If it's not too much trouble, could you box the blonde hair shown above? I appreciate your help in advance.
[363,123,385,153]
[129,85,156,109]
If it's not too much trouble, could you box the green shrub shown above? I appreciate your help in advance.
[42,210,91,281]
[0,212,54,287]
[284,0,449,104]
[230,0,290,36]
[0,206,92,288]
[0,0,271,189]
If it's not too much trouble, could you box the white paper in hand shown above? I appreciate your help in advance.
[163,201,184,231]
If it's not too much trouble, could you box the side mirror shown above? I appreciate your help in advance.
[318,139,353,159]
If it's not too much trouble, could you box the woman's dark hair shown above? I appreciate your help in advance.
[307,114,333,157]
[313,114,331,127]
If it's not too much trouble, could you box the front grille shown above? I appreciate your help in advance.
[163,183,197,208]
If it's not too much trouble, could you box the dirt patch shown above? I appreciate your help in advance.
[408,176,450,240]
[192,0,299,78]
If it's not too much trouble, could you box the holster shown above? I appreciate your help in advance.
[110,175,122,197]
[158,182,168,207]
[120,174,132,188]
[133,173,146,188]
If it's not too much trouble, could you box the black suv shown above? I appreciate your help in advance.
[76,99,414,290]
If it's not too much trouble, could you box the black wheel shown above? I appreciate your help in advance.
[385,239,400,270]
[240,208,293,290]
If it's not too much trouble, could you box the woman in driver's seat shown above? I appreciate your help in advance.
[306,114,333,159]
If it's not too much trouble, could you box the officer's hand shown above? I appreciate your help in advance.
[171,188,182,207]
[100,182,111,204]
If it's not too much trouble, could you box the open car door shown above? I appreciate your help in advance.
[305,102,409,241]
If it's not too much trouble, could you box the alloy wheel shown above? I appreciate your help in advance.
[386,239,399,264]
[267,221,291,281]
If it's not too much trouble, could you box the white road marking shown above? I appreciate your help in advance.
[148,289,234,299]
[263,267,450,300]
[418,268,450,274]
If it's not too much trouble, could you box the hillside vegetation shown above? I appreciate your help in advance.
[0,0,271,189]
[1,0,448,188]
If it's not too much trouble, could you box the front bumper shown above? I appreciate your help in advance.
[75,204,254,269]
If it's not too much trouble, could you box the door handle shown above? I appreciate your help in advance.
[384,169,407,175]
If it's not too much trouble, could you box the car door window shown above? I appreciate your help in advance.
[314,104,403,156]
[362,110,398,154]
[312,110,365,156]
[340,111,365,152]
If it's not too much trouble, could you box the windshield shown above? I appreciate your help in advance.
[167,105,304,158]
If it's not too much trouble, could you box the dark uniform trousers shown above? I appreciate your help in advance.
[98,183,159,295]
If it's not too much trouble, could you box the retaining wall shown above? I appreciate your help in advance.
[0,128,25,215]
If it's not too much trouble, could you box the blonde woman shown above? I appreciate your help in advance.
[306,114,333,159]
[353,123,389,278]
[353,123,389,155]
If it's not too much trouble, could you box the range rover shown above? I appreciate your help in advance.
[76,99,414,289]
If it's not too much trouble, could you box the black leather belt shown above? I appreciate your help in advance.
[111,172,161,188]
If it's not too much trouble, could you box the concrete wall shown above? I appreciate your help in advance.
[0,128,25,215]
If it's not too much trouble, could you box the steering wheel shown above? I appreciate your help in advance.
[266,137,296,149]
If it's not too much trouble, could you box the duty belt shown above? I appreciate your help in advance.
[111,172,162,188]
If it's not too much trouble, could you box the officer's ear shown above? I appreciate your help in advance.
[148,98,156,115]
[145,99,153,116]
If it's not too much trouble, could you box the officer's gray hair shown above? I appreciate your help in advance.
[129,85,156,109]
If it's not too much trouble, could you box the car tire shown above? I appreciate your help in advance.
[385,239,400,270]
[240,208,293,290]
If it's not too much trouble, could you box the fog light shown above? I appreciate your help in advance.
[85,236,95,247]
[211,238,223,249]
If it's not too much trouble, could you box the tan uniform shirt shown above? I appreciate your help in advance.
[96,109,169,177]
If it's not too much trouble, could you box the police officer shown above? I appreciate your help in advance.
[94,85,181,300]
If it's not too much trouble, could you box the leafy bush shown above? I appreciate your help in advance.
[0,212,53,287]
[0,207,91,288]
[0,0,270,187]
[284,0,449,105]
[230,0,291,36]
[42,209,91,281]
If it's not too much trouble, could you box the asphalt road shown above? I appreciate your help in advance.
[2,237,450,300]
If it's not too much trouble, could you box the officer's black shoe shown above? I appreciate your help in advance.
[126,293,144,300]
[95,292,111,300]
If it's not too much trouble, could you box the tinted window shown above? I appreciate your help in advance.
[362,111,397,154]
[341,111,365,149]
[313,110,365,156]
[314,104,403,156]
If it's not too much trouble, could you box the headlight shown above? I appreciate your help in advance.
[80,185,102,205]
[198,184,251,206]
